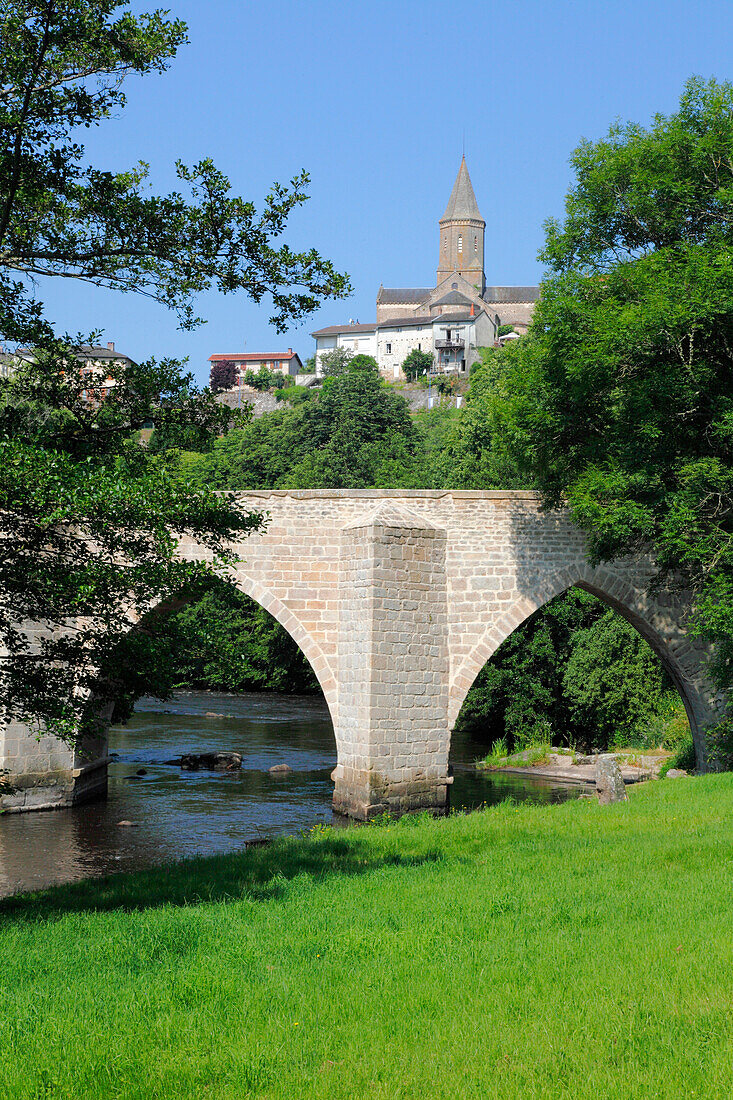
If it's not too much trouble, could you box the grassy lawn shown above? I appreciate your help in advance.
[2,776,733,1099]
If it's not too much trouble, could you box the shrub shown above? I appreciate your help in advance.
[275,385,311,405]
[660,735,697,776]
[706,716,733,772]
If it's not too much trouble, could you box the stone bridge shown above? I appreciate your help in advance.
[0,490,722,817]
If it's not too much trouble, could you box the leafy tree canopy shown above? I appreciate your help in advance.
[209,360,237,393]
[0,0,350,344]
[195,356,421,490]
[497,77,733,689]
[401,347,433,381]
[318,346,353,377]
[0,0,349,742]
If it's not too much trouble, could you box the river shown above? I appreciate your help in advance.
[0,691,583,898]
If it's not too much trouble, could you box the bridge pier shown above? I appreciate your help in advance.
[0,719,107,813]
[332,504,451,819]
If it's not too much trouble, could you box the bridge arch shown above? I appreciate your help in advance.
[230,569,338,727]
[448,559,714,765]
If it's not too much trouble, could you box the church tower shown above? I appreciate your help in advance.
[436,157,485,294]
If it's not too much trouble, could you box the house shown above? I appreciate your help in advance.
[312,158,539,381]
[0,342,134,397]
[208,348,303,386]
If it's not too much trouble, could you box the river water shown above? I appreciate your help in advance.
[0,692,583,898]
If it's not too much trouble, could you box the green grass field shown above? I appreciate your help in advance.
[2,776,733,1099]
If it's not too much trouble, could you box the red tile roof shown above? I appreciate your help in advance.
[208,351,299,362]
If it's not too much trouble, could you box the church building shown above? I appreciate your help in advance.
[311,158,539,381]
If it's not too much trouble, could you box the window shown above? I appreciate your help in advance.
[458,235,463,253]
[417,342,421,350]
[474,236,478,254]
[386,342,392,353]
[452,282,458,289]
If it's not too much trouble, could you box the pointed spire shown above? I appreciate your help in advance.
[441,157,484,224]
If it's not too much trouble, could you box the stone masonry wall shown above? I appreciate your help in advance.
[334,504,450,818]
[2,490,723,815]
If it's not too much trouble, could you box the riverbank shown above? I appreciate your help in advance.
[2,775,732,1098]
[477,745,676,788]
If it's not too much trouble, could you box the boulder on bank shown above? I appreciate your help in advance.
[595,754,628,804]
[179,752,242,771]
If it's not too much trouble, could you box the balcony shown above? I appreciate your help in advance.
[434,337,464,351]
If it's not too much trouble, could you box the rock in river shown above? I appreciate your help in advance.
[269,763,293,776]
[179,752,242,771]
[595,754,628,804]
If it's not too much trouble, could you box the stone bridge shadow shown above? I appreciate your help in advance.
[0,833,443,922]
[449,505,720,768]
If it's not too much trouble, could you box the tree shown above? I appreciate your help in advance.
[0,1,350,346]
[455,588,675,752]
[318,346,352,377]
[401,348,433,381]
[498,77,733,691]
[0,1,349,744]
[423,345,527,489]
[109,581,318,723]
[209,360,238,393]
[197,355,421,490]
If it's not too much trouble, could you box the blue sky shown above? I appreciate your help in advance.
[34,0,733,385]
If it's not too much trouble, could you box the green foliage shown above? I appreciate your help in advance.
[200,357,420,490]
[243,365,287,391]
[110,582,318,722]
[275,384,311,405]
[498,77,733,693]
[705,715,733,772]
[660,735,697,776]
[563,611,671,747]
[479,736,509,766]
[0,1,349,343]
[497,324,515,336]
[425,345,528,489]
[0,0,349,740]
[0,345,267,741]
[318,346,353,377]
[456,588,677,753]
[401,347,434,381]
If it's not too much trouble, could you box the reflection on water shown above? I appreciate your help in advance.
[0,692,583,898]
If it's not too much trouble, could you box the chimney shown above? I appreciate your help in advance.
[288,348,292,355]
[470,304,474,317]
[107,341,115,352]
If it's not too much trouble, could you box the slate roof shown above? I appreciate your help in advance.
[483,286,540,303]
[311,322,377,336]
[312,311,481,337]
[377,287,431,304]
[379,311,480,330]
[431,290,473,308]
[441,157,485,224]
